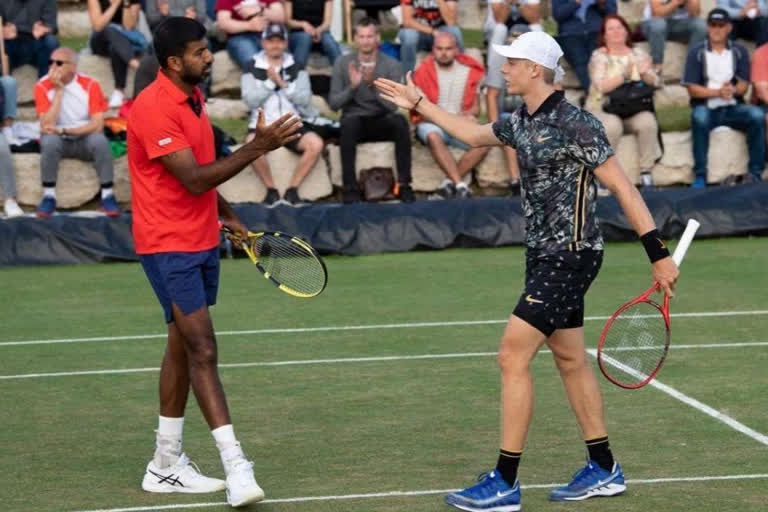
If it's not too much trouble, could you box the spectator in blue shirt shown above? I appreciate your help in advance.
[682,8,765,187]
[716,0,768,45]
[552,0,617,92]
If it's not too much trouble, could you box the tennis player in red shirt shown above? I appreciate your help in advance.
[127,17,300,507]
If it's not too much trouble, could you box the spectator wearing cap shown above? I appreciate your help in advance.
[329,17,414,203]
[642,0,707,76]
[398,0,464,73]
[682,8,765,187]
[552,0,617,92]
[412,31,488,200]
[284,0,340,70]
[240,23,328,206]
[216,0,285,70]
[716,0,768,45]
[752,39,768,153]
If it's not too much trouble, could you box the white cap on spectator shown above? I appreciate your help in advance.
[493,32,565,83]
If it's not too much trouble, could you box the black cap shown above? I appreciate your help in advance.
[262,23,287,40]
[707,8,731,23]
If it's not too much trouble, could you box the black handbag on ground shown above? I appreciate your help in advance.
[604,81,655,119]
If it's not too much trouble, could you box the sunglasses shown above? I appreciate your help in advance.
[48,59,71,67]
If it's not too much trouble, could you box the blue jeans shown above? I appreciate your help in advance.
[642,17,707,65]
[398,25,464,73]
[289,30,341,69]
[5,34,60,78]
[226,32,261,69]
[0,76,18,120]
[556,32,598,91]
[691,104,767,180]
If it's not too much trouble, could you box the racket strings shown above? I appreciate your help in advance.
[253,235,326,295]
[601,302,669,385]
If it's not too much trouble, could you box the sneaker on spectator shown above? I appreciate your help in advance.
[342,186,361,204]
[108,90,125,108]
[4,198,24,218]
[263,188,280,207]
[691,176,706,189]
[456,183,473,199]
[398,184,415,203]
[283,187,306,206]
[428,179,456,200]
[101,195,122,217]
[36,196,56,217]
[2,126,21,146]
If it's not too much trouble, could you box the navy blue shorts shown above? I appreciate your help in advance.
[139,248,220,324]
[513,250,603,337]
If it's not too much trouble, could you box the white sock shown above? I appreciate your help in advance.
[439,178,453,189]
[101,187,114,199]
[154,416,184,468]
[212,424,245,474]
[43,187,56,199]
[456,182,468,191]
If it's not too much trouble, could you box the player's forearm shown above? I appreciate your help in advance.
[186,146,268,195]
[413,96,490,146]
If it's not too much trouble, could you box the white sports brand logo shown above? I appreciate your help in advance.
[158,137,172,147]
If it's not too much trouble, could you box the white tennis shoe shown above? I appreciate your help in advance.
[142,453,225,494]
[221,444,265,507]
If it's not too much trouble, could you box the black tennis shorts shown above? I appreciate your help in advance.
[513,249,603,337]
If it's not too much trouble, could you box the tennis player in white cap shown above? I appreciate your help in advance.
[375,31,678,512]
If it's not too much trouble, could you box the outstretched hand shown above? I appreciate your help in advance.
[246,110,302,155]
[374,71,422,110]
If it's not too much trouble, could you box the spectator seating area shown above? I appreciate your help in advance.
[1,0,767,212]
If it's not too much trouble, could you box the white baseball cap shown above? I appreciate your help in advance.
[493,31,565,82]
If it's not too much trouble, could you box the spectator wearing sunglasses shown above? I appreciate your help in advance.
[0,0,60,78]
[33,47,120,217]
[682,8,765,187]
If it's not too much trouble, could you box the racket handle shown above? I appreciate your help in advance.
[672,219,700,267]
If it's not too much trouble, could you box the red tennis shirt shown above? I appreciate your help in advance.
[127,71,219,255]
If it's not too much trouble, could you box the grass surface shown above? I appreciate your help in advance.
[1,237,767,511]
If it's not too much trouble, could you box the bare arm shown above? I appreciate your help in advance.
[317,0,333,31]
[486,86,501,122]
[754,81,768,104]
[284,1,307,30]
[88,0,122,32]
[464,92,481,118]
[39,89,64,128]
[686,0,701,17]
[594,156,680,295]
[650,0,685,17]
[122,3,141,30]
[216,10,260,34]
[686,83,721,99]
[734,79,749,97]
[65,111,105,136]
[159,112,302,195]
[436,0,458,25]
[401,5,434,34]
[374,73,501,147]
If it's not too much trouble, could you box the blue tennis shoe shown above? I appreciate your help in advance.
[445,470,521,512]
[549,460,626,501]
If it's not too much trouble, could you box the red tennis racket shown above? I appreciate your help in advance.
[597,219,700,389]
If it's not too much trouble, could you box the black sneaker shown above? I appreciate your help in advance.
[263,188,280,207]
[456,184,473,199]
[283,187,305,206]
[428,181,456,200]
[342,186,361,204]
[398,184,415,203]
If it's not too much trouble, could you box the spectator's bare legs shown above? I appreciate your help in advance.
[288,132,323,188]
[426,132,463,183]
[456,147,491,177]
[159,322,191,417]
[170,303,231,429]
[498,315,548,451]
[246,133,276,189]
[504,146,520,181]
[546,327,608,440]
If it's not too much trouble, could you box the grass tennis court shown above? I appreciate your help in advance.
[1,237,767,512]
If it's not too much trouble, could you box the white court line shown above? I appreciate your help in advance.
[588,349,768,447]
[3,309,768,347]
[2,341,768,381]
[71,473,768,512]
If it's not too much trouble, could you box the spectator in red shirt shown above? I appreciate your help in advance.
[127,16,300,506]
[752,42,768,164]
[34,47,119,218]
[216,0,285,69]
[398,0,464,73]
